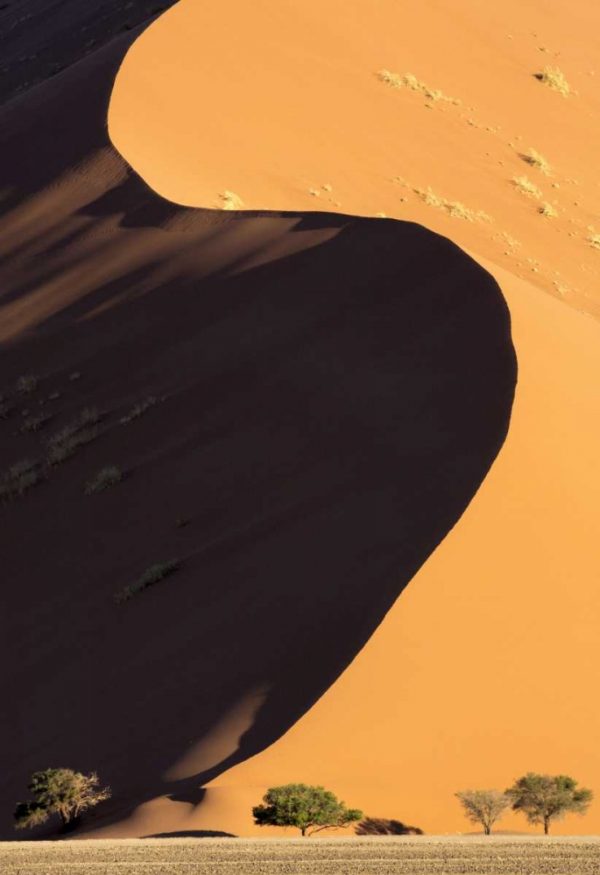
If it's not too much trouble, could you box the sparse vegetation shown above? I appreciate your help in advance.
[47,408,102,465]
[68,371,81,382]
[377,69,460,104]
[14,768,111,831]
[253,784,362,837]
[414,187,491,222]
[120,396,157,424]
[522,148,551,175]
[0,459,41,503]
[16,374,39,395]
[534,66,571,96]
[355,818,423,835]
[506,773,593,834]
[20,413,52,433]
[114,559,180,604]
[218,191,244,210]
[539,202,558,218]
[84,465,123,495]
[456,789,511,835]
[512,176,542,199]
[588,233,600,250]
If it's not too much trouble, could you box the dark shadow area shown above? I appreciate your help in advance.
[0,3,517,839]
[355,818,424,836]
[144,830,236,839]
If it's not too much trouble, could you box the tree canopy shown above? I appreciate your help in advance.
[252,783,362,836]
[455,789,510,835]
[505,773,593,834]
[14,768,111,831]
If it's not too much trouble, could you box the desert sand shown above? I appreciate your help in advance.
[1,0,599,841]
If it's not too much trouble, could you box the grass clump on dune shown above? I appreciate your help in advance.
[534,66,571,96]
[84,465,123,495]
[120,396,157,425]
[0,459,41,503]
[539,202,558,218]
[114,559,180,605]
[513,176,542,199]
[414,187,491,222]
[16,374,39,395]
[588,233,600,250]
[46,407,102,465]
[522,148,551,175]
[20,413,52,434]
[377,70,460,104]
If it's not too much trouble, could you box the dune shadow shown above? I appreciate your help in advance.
[0,5,517,838]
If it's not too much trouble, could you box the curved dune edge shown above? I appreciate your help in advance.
[0,17,517,840]
[88,259,600,837]
[108,0,600,319]
[104,1,600,837]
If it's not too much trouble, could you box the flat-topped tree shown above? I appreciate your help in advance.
[506,773,593,835]
[252,783,362,836]
[14,768,111,831]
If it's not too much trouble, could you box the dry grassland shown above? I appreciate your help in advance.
[1,836,599,874]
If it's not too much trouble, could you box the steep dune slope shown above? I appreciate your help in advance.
[98,0,600,836]
[0,24,515,838]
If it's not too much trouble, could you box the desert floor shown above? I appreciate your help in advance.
[2,836,600,875]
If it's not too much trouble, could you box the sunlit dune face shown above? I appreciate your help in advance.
[110,0,600,318]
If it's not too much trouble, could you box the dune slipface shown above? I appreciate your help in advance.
[0,11,515,835]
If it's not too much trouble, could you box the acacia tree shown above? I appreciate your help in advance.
[14,768,111,831]
[252,784,362,836]
[506,773,593,835]
[455,789,510,835]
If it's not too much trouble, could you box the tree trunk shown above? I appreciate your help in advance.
[484,825,491,835]
[301,827,307,837]
[544,817,549,835]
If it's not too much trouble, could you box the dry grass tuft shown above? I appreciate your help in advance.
[218,191,244,210]
[512,176,542,199]
[115,559,180,605]
[414,187,491,222]
[0,459,41,503]
[46,408,102,465]
[588,233,600,250]
[538,202,558,218]
[522,148,551,175]
[16,374,39,395]
[120,396,157,425]
[377,70,460,104]
[85,465,123,495]
[534,66,571,96]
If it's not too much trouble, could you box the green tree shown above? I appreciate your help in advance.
[455,789,510,835]
[14,768,111,831]
[506,773,593,834]
[252,783,362,836]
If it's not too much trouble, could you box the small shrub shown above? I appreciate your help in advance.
[16,374,38,395]
[414,187,491,222]
[539,202,558,218]
[47,408,102,466]
[68,371,81,382]
[20,413,52,434]
[120,396,157,425]
[512,175,542,199]
[114,559,180,604]
[48,391,62,401]
[377,69,460,104]
[534,66,571,96]
[218,191,244,210]
[0,460,41,503]
[522,148,551,175]
[588,233,600,250]
[84,465,123,495]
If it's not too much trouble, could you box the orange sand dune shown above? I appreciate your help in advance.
[110,0,600,319]
[103,0,600,836]
[0,0,598,841]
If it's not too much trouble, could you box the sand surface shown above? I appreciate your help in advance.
[1,0,599,842]
[2,837,600,875]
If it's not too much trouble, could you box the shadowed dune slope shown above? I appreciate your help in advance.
[0,30,515,837]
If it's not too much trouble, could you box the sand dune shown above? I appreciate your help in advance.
[1,0,599,840]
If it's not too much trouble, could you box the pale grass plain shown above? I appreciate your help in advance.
[2,837,600,875]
